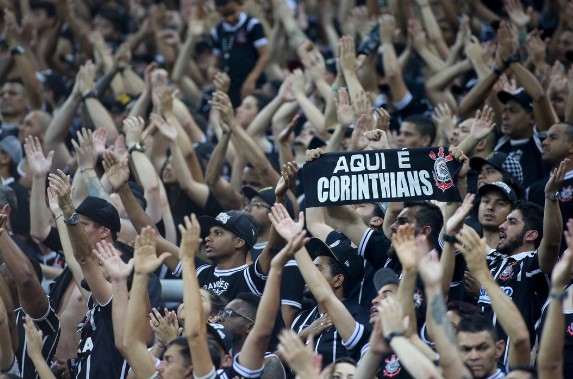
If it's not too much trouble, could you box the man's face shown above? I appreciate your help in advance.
[0,82,27,117]
[244,195,271,232]
[501,100,533,139]
[18,111,45,142]
[204,226,242,262]
[242,167,262,189]
[390,207,418,235]
[477,164,504,189]
[458,331,502,379]
[557,30,573,61]
[396,122,425,148]
[352,203,381,229]
[235,96,258,128]
[79,215,104,247]
[216,2,241,25]
[155,344,191,379]
[449,119,472,147]
[369,284,398,324]
[219,299,254,342]
[542,124,573,165]
[497,210,527,255]
[478,190,512,230]
[313,256,341,291]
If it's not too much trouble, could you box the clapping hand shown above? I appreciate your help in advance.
[134,226,170,275]
[93,241,134,281]
[24,136,53,177]
[269,204,304,241]
[178,215,202,262]
[102,151,130,190]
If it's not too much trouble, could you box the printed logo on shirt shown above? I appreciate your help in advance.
[413,288,423,308]
[382,354,401,377]
[237,29,248,44]
[499,262,517,281]
[567,322,573,336]
[560,186,572,202]
[204,279,230,295]
[479,286,513,304]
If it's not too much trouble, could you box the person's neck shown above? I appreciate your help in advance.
[482,228,499,250]
[257,229,270,243]
[510,129,533,141]
[1,113,24,124]
[0,167,12,180]
[214,253,248,270]
[509,244,534,256]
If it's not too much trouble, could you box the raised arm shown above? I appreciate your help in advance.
[0,287,15,373]
[179,216,216,377]
[269,205,359,341]
[72,128,112,203]
[538,159,567,274]
[123,227,170,379]
[456,226,531,368]
[23,315,56,379]
[48,170,112,305]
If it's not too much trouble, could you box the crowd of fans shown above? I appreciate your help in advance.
[0,0,573,378]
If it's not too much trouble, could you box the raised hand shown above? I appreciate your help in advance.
[291,69,306,95]
[374,107,390,132]
[305,148,325,162]
[449,145,470,179]
[150,113,177,143]
[505,0,530,29]
[275,161,299,198]
[178,214,202,262]
[364,129,389,150]
[392,224,418,271]
[379,297,407,339]
[123,116,145,147]
[464,35,487,64]
[269,205,304,241]
[48,170,74,213]
[210,91,235,126]
[158,86,174,114]
[432,103,457,140]
[134,226,169,275]
[149,308,181,347]
[303,313,332,338]
[455,226,490,276]
[93,241,134,280]
[418,251,443,287]
[72,128,97,171]
[353,90,372,119]
[525,30,547,67]
[103,151,130,190]
[213,71,230,94]
[144,62,159,91]
[545,158,569,196]
[349,113,371,151]
[78,60,96,96]
[445,193,475,236]
[470,105,496,140]
[115,42,132,66]
[336,88,354,127]
[113,134,128,163]
[339,35,358,73]
[379,13,396,43]
[46,187,61,218]
[24,136,54,177]
[277,114,299,145]
[92,128,108,155]
[23,315,44,359]
[277,330,320,378]
[496,21,517,63]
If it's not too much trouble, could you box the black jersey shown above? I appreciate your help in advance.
[217,353,264,379]
[494,130,549,188]
[173,258,267,300]
[358,343,415,379]
[527,171,573,253]
[15,304,60,379]
[480,250,549,366]
[291,301,370,366]
[73,296,129,379]
[210,12,267,106]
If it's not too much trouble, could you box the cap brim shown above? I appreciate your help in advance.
[198,216,226,238]
[327,126,354,136]
[470,156,492,172]
[477,183,517,203]
[306,237,337,261]
[242,186,261,201]
[497,90,515,105]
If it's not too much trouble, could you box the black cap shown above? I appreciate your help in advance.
[199,211,258,250]
[497,88,533,111]
[470,151,523,184]
[305,234,364,286]
[477,181,518,204]
[207,323,234,355]
[327,125,354,137]
[76,196,121,234]
[373,268,400,291]
[243,186,295,218]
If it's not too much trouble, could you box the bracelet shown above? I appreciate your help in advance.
[545,192,559,201]
[55,214,64,221]
[81,91,98,101]
[442,233,458,244]
[492,66,504,76]
[80,168,94,173]
[384,331,405,344]
[503,54,520,68]
[550,291,567,301]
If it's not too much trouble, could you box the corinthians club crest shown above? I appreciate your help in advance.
[429,147,454,192]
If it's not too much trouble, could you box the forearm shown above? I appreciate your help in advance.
[121,68,145,96]
[293,92,326,134]
[128,89,151,118]
[0,298,14,372]
[170,143,209,207]
[171,36,195,83]
[247,48,270,81]
[324,123,347,153]
[44,93,82,151]
[458,71,499,118]
[397,268,418,336]
[539,200,562,273]
[537,286,565,378]
[171,100,205,144]
[439,242,457,297]
[13,54,43,109]
[30,175,51,242]
[205,132,231,186]
[29,353,57,379]
[80,169,113,202]
[54,217,88,298]
[415,46,446,74]
[111,278,129,351]
[83,99,119,143]
[355,350,384,379]
[426,60,472,91]
[418,3,449,60]
[382,41,409,101]
[389,337,443,379]
[246,96,283,138]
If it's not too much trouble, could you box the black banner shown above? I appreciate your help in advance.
[303,147,463,207]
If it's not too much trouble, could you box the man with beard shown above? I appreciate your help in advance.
[478,168,564,367]
[477,182,516,250]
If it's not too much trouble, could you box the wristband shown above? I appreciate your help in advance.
[443,233,459,245]
[80,168,94,173]
[81,91,98,101]
[492,66,504,76]
[55,214,64,221]
[550,291,567,301]
[503,54,520,68]
[384,331,405,344]
[128,142,145,154]
[545,192,559,201]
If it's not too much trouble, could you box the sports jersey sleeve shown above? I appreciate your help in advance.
[341,322,368,353]
[194,366,219,379]
[280,260,304,309]
[230,354,264,379]
[245,258,268,296]
[358,229,391,269]
[246,18,267,49]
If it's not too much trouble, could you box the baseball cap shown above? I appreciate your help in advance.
[305,234,364,287]
[497,88,533,111]
[327,125,354,137]
[243,186,295,218]
[477,181,518,204]
[470,151,524,184]
[0,136,23,164]
[207,323,234,355]
[199,211,258,250]
[76,196,121,234]
[373,267,400,291]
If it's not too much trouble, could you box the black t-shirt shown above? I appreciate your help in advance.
[173,258,267,301]
[210,12,267,106]
[480,250,548,367]
[527,172,573,254]
[494,131,549,188]
[73,296,129,379]
[358,343,415,379]
[15,305,60,379]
